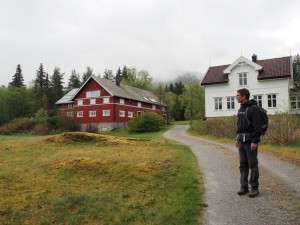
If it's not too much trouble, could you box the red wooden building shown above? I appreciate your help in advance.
[56,75,168,132]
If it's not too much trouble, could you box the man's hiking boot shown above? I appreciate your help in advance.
[238,187,249,195]
[249,188,259,198]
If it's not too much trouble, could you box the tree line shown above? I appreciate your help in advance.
[0,63,205,126]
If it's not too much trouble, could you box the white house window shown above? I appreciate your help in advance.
[77,111,83,117]
[226,97,235,110]
[103,110,110,116]
[103,97,109,104]
[152,105,156,110]
[253,95,263,107]
[267,94,277,108]
[68,104,74,109]
[138,102,142,107]
[128,111,133,118]
[214,97,223,110]
[119,110,125,117]
[239,73,247,86]
[67,112,74,117]
[162,107,165,111]
[290,96,300,109]
[77,100,83,106]
[90,99,96,105]
[89,111,96,117]
[86,90,100,98]
[120,98,125,104]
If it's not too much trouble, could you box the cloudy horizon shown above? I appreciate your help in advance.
[1,0,300,86]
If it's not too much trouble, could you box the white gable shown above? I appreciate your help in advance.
[223,56,262,74]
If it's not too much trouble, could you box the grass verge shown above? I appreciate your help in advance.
[0,132,204,225]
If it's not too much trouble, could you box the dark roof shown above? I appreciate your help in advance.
[55,88,79,105]
[201,56,291,85]
[71,76,167,106]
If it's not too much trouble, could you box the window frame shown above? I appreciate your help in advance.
[89,110,96,117]
[119,110,125,117]
[239,73,248,86]
[120,98,125,104]
[102,110,110,116]
[226,96,235,110]
[214,97,223,110]
[86,90,100,98]
[267,94,277,108]
[103,97,110,104]
[253,95,263,107]
[90,99,96,105]
[128,111,133,118]
[77,111,83,117]
[77,100,83,106]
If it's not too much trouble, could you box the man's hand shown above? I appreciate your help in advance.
[235,141,240,148]
[251,143,258,151]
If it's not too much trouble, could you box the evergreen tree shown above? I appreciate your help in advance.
[82,67,94,83]
[174,81,185,95]
[34,63,47,110]
[68,70,81,90]
[121,66,128,80]
[50,68,64,107]
[103,69,114,80]
[293,54,300,91]
[9,64,24,87]
[169,83,175,93]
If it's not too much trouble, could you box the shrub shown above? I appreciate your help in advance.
[128,111,166,133]
[0,117,36,134]
[192,116,237,139]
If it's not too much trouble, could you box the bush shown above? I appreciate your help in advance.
[128,111,166,133]
[192,116,237,139]
[0,117,36,134]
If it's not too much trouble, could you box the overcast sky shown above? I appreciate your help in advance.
[1,0,300,86]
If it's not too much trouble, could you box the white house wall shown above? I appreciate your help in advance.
[204,64,290,118]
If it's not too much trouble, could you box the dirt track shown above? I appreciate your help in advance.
[164,125,300,225]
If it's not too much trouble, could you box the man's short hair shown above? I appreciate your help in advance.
[237,88,250,100]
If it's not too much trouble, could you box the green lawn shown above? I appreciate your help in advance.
[0,132,204,225]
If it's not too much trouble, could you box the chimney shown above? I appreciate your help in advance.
[115,73,121,86]
[252,54,257,62]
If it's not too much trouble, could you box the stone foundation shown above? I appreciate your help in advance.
[80,122,128,133]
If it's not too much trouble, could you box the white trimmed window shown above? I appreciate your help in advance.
[103,110,110,116]
[119,110,125,117]
[89,111,96,117]
[290,96,300,109]
[152,105,156,110]
[77,111,83,117]
[128,111,133,118]
[103,97,109,104]
[267,94,277,108]
[226,97,235,110]
[239,73,247,86]
[253,95,263,107]
[77,100,83,106]
[90,99,96,105]
[138,102,142,107]
[68,104,74,109]
[86,90,100,98]
[120,98,125,104]
[214,97,223,110]
[162,107,165,111]
[67,112,74,117]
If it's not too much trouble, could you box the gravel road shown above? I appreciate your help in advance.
[164,125,300,225]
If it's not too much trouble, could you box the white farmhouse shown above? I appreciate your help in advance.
[201,54,300,118]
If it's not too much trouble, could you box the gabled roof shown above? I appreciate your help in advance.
[55,88,79,105]
[71,75,167,106]
[201,56,291,86]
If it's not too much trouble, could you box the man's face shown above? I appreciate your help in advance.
[236,92,246,104]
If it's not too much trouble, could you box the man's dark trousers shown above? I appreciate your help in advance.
[239,142,259,189]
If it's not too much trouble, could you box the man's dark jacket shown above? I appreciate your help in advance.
[236,99,264,144]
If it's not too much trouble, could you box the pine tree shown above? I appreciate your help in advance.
[68,70,81,90]
[169,83,175,93]
[174,81,185,95]
[103,69,114,80]
[9,64,25,87]
[122,66,128,80]
[82,67,94,83]
[50,67,64,106]
[35,63,46,89]
[34,63,47,111]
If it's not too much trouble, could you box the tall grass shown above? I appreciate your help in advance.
[0,133,204,225]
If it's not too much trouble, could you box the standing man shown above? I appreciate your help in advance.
[235,88,263,198]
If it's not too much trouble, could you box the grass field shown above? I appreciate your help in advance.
[0,132,204,225]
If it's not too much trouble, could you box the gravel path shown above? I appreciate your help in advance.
[164,125,300,225]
